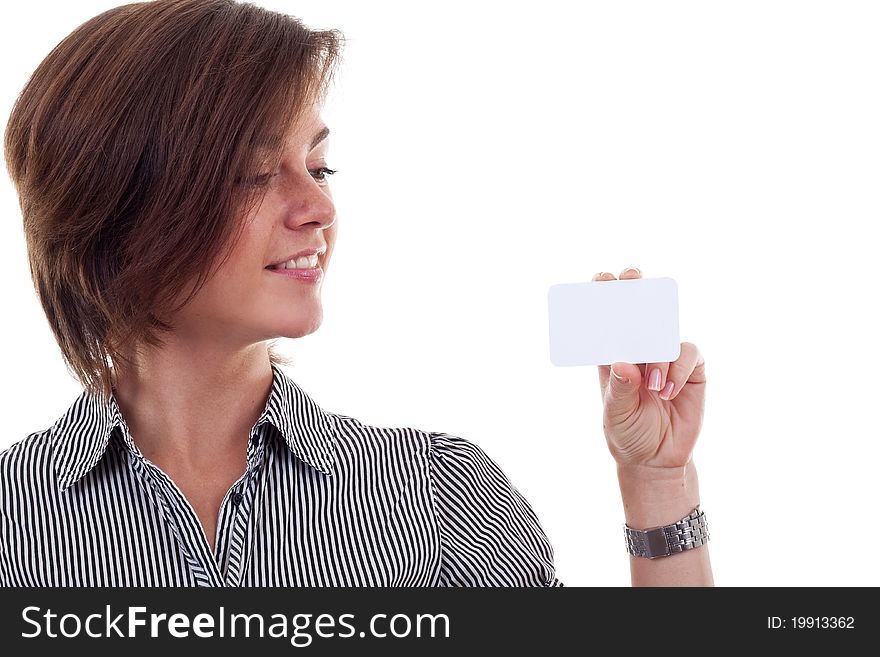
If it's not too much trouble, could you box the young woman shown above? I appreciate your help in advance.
[1,0,712,587]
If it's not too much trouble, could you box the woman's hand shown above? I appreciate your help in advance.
[595,267,713,585]
[594,267,707,470]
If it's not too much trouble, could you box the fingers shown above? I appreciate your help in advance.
[617,266,644,382]
[592,267,641,282]
[644,361,671,396]
[592,267,701,403]
[663,342,704,401]
[594,267,642,393]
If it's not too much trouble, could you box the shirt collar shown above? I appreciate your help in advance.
[50,363,337,492]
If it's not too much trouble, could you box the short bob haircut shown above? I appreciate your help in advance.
[4,0,345,402]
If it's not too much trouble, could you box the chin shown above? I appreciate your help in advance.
[276,314,323,339]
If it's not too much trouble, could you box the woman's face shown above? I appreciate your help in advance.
[169,103,337,350]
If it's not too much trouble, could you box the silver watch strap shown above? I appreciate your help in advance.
[624,506,709,559]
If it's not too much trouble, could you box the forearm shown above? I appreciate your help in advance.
[617,460,714,587]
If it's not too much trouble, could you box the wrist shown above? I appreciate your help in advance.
[617,460,701,529]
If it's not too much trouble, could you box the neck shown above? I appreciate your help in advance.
[112,340,274,469]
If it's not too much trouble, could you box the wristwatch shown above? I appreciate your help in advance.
[624,506,709,559]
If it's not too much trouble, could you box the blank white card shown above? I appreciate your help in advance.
[547,276,681,367]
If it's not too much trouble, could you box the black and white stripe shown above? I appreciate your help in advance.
[0,364,562,587]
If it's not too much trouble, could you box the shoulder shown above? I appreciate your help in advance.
[327,411,434,460]
[327,413,487,463]
[423,430,513,487]
[425,430,490,463]
[0,429,54,484]
[0,430,56,522]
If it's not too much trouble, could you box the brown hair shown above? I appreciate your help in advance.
[4,0,345,401]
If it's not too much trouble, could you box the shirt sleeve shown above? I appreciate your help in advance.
[426,431,563,587]
[0,486,9,587]
[0,527,8,587]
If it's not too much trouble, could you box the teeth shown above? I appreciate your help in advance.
[268,253,322,270]
[278,254,319,270]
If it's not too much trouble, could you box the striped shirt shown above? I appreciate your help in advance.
[0,364,562,587]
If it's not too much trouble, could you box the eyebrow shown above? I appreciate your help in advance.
[310,126,330,150]
[256,126,330,151]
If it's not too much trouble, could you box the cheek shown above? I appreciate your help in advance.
[217,258,264,300]
[216,224,269,285]
[187,210,282,311]
[197,248,263,307]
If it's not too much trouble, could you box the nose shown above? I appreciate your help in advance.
[282,175,336,231]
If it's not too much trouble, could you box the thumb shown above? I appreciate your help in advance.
[608,362,640,402]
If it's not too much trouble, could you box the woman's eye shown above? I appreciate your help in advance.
[235,168,337,187]
[310,167,338,184]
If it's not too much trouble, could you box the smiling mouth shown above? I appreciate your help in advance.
[264,264,324,283]
[265,254,322,271]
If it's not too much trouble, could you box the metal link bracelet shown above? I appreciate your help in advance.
[624,506,710,559]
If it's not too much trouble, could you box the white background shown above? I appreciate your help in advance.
[2,1,878,586]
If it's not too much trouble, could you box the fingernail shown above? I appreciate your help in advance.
[648,368,662,391]
[659,380,675,400]
[623,267,641,275]
[610,366,630,384]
